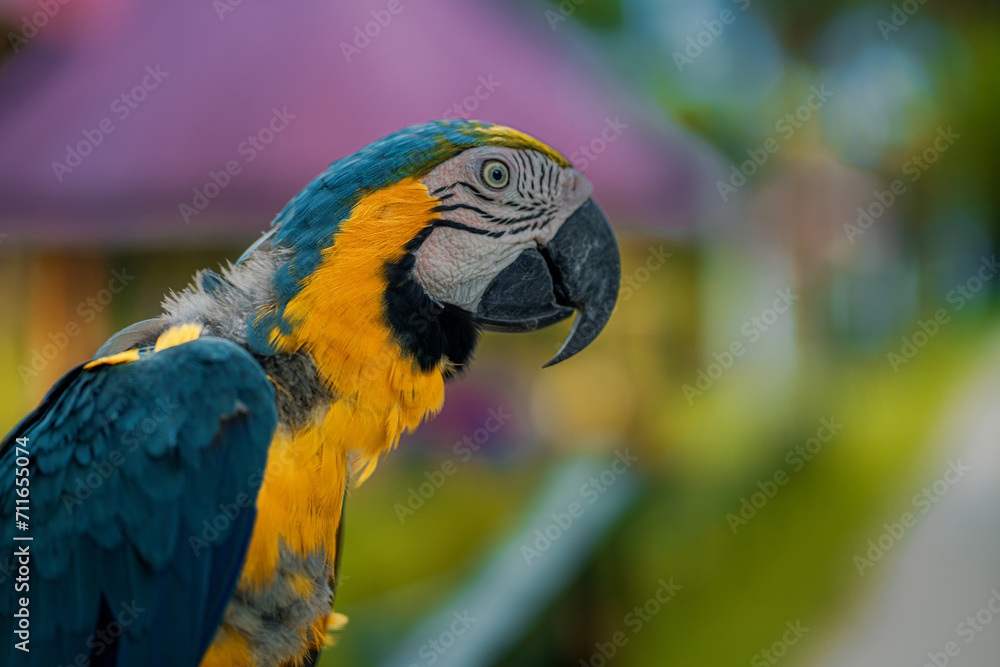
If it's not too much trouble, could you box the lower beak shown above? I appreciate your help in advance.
[473,198,621,367]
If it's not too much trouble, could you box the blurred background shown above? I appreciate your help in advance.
[1,0,998,664]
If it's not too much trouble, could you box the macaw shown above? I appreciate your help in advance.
[0,119,620,666]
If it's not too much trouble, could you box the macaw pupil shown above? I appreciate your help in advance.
[482,159,510,188]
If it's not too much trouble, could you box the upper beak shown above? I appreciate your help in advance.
[473,198,621,367]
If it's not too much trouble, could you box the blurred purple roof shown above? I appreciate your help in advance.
[0,0,722,247]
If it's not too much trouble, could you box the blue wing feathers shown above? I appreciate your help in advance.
[0,336,277,666]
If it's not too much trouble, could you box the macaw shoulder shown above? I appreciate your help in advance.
[0,324,278,667]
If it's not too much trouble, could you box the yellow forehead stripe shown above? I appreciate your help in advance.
[474,125,571,168]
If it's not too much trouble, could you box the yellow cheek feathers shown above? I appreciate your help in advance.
[267,176,448,452]
[239,178,448,589]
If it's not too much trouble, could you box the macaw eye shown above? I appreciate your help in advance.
[481,160,510,190]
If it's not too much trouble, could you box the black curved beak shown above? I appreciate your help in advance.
[474,198,621,367]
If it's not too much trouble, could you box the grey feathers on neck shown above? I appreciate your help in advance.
[172,247,331,429]
[96,247,330,430]
[161,248,291,346]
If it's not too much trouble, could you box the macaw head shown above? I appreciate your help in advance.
[244,119,620,375]
[407,138,619,367]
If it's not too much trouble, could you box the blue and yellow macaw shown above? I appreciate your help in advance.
[0,120,620,666]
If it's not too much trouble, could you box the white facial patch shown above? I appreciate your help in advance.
[413,146,592,311]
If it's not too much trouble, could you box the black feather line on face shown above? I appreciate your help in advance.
[455,181,496,202]
[382,224,480,376]
[431,183,456,196]
[432,202,547,226]
[545,162,558,197]
[430,218,494,236]
[513,153,529,199]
